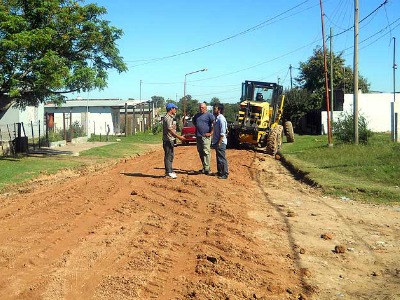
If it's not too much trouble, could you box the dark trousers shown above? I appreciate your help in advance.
[216,143,228,176]
[163,140,174,174]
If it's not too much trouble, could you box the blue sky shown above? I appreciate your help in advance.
[74,0,400,103]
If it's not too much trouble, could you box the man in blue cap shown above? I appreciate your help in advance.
[163,103,186,178]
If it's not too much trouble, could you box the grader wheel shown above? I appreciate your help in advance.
[284,121,295,143]
[266,126,283,155]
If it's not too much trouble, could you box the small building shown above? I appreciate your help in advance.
[44,98,155,138]
[321,92,399,138]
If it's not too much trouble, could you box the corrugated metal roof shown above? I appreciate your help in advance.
[45,99,150,108]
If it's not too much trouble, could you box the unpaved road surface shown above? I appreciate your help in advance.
[0,145,399,299]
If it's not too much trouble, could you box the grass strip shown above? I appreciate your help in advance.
[281,133,400,204]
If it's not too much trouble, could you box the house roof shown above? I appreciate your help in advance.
[44,99,150,108]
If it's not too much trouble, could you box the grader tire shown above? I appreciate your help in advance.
[277,125,284,151]
[227,128,239,149]
[284,121,295,143]
[266,127,281,155]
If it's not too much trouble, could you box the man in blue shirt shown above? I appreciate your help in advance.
[192,102,215,175]
[211,103,229,179]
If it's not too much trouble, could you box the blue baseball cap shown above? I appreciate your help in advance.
[166,103,178,111]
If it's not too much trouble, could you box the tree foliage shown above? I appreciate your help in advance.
[177,95,199,118]
[210,97,220,107]
[296,47,370,104]
[223,103,239,122]
[0,0,127,107]
[151,96,165,109]
[283,88,318,130]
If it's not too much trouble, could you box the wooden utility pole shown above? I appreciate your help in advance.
[394,37,397,103]
[394,37,397,104]
[330,28,334,124]
[393,37,398,142]
[124,103,127,137]
[353,0,359,144]
[319,0,332,146]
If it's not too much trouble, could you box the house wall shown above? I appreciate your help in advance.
[0,103,45,141]
[88,108,120,135]
[47,106,119,136]
[44,99,153,137]
[321,92,396,133]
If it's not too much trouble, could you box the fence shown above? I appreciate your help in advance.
[0,120,47,155]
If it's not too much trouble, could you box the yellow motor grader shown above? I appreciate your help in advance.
[227,80,294,155]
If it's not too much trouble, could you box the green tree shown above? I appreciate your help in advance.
[210,97,220,107]
[151,96,165,109]
[223,103,239,122]
[296,47,370,104]
[178,95,199,118]
[0,0,127,108]
[283,88,318,130]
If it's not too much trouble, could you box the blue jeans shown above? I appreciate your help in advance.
[163,140,174,174]
[215,143,228,176]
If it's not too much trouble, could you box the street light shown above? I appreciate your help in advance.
[183,68,207,117]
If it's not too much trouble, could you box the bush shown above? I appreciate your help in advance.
[152,122,162,135]
[70,121,86,138]
[332,111,373,144]
[47,130,64,142]
[46,121,86,142]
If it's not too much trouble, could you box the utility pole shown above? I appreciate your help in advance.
[319,0,332,146]
[140,80,142,101]
[183,68,207,117]
[393,37,398,142]
[330,27,334,124]
[394,37,397,104]
[289,64,293,89]
[343,66,346,94]
[124,103,127,137]
[353,0,359,144]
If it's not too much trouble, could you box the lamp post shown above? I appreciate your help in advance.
[183,68,207,117]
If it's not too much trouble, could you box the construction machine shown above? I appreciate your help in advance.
[227,80,294,155]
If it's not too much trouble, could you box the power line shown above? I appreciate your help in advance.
[126,0,314,67]
[331,0,388,38]
[340,16,400,53]
[135,2,399,100]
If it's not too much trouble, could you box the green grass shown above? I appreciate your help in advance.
[0,156,83,191]
[0,132,162,191]
[83,133,161,158]
[281,133,400,204]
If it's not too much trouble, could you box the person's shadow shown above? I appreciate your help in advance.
[121,172,165,178]
[154,167,200,175]
[122,168,200,178]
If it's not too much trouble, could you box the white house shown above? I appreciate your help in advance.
[321,91,399,141]
[44,98,154,137]
[0,102,45,154]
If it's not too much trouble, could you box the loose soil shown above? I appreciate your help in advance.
[0,145,399,300]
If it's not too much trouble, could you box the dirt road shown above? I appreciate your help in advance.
[0,145,399,299]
